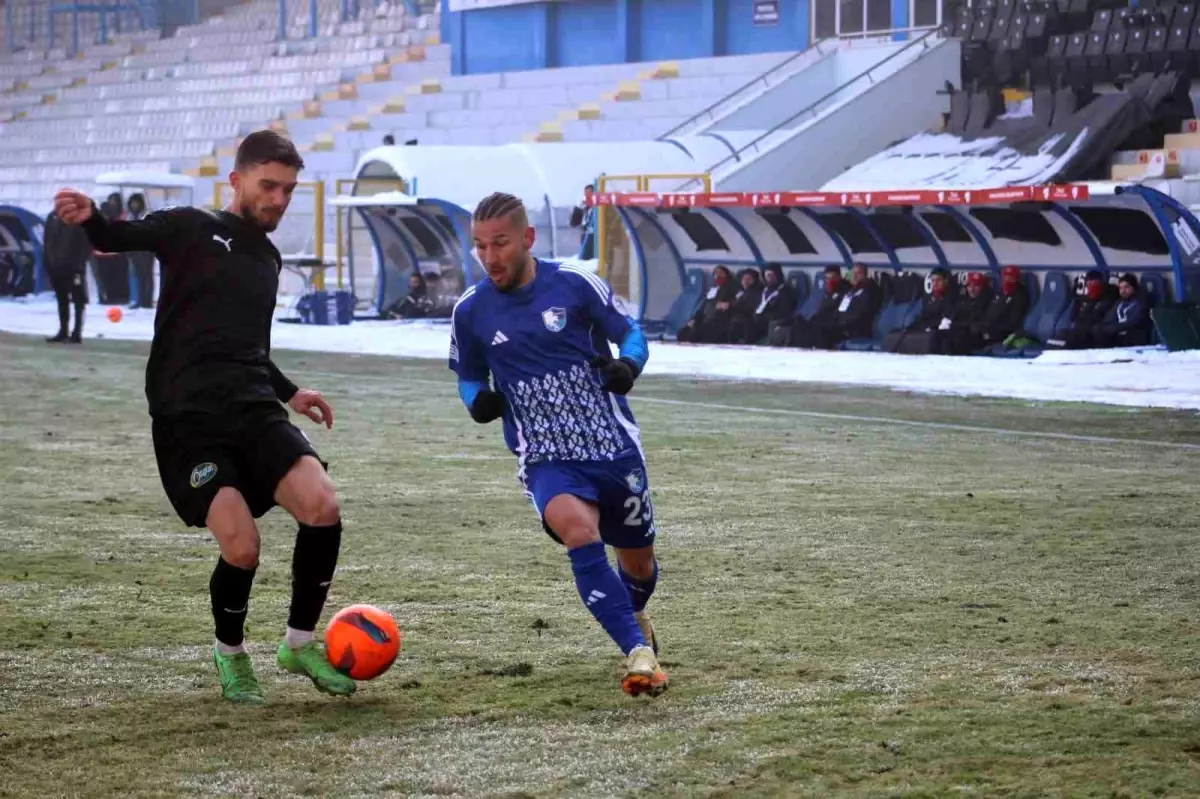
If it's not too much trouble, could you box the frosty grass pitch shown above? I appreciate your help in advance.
[2,332,1199,797]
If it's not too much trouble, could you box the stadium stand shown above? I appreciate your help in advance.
[0,0,439,232]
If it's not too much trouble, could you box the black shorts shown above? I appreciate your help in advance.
[151,405,324,528]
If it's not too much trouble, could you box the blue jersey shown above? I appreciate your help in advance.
[449,260,649,468]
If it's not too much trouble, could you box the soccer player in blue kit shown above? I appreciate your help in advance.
[449,193,668,697]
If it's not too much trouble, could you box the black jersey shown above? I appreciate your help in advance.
[80,205,298,416]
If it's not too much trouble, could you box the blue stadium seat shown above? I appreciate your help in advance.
[991,270,1071,358]
[839,273,921,352]
[797,271,828,320]
[652,268,707,341]
[786,270,810,308]
[1139,272,1167,344]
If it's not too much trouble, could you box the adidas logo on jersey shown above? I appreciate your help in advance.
[491,331,509,346]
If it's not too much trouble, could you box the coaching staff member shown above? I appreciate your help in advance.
[52,130,356,703]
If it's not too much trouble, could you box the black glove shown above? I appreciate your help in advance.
[591,354,639,395]
[468,390,506,424]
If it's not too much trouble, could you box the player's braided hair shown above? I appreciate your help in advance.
[473,192,527,226]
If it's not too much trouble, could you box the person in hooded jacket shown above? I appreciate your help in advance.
[677,265,738,343]
[125,192,156,309]
[1044,270,1116,350]
[386,272,435,319]
[732,263,796,345]
[92,192,130,305]
[883,267,956,354]
[43,208,93,343]
[1094,273,1151,348]
[956,265,1029,354]
[724,267,763,343]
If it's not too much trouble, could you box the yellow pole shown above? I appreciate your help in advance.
[211,181,221,211]
[313,180,325,291]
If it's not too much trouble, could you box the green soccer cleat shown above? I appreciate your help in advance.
[212,647,265,705]
[276,641,356,697]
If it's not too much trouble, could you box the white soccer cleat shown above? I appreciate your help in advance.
[622,644,668,697]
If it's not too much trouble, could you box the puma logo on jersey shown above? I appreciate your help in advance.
[212,234,233,252]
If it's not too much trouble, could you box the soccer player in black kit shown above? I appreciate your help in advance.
[53,131,355,704]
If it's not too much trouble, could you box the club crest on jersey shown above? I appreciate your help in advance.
[541,306,567,332]
[190,462,218,489]
[625,469,645,494]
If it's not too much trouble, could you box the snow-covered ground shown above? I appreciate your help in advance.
[3,295,1199,410]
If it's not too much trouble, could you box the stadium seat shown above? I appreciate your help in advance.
[990,270,1070,358]
[1145,25,1169,73]
[1122,26,1149,75]
[839,273,921,352]
[786,270,810,308]
[1136,273,1167,345]
[796,273,829,320]
[654,268,707,341]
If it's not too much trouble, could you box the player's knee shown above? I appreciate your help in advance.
[557,522,601,549]
[224,534,260,569]
[617,548,656,579]
[294,486,340,527]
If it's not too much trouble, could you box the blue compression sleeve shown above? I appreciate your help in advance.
[617,323,649,375]
[457,378,487,410]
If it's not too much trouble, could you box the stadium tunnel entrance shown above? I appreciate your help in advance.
[592,183,1200,334]
[331,192,477,317]
[0,205,44,297]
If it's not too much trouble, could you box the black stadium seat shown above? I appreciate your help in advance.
[1064,31,1089,87]
[1166,24,1191,71]
[1123,26,1149,75]
[1033,33,1067,85]
[1189,20,1200,71]
[1173,2,1197,29]
[1106,28,1128,77]
[1092,8,1113,35]
[1145,24,1168,74]
[1085,30,1109,82]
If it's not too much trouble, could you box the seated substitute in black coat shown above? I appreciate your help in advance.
[946,272,993,354]
[952,265,1029,354]
[884,267,956,354]
[777,265,847,348]
[1094,273,1151,348]
[724,267,763,343]
[790,263,881,349]
[1044,270,1116,350]
[731,263,796,345]
[677,265,739,343]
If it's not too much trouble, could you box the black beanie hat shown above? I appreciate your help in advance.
[1119,273,1139,291]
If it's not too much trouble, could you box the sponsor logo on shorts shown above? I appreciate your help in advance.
[625,469,645,494]
[190,462,218,489]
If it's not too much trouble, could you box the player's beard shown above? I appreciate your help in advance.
[494,255,532,293]
[239,198,281,233]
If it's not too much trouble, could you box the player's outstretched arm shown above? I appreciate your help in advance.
[54,188,178,255]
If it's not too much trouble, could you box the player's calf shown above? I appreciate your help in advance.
[276,460,341,639]
[617,548,659,654]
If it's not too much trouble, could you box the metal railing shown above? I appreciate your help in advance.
[656,37,841,141]
[674,26,943,192]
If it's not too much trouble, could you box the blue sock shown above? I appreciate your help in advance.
[568,542,645,655]
[618,560,658,613]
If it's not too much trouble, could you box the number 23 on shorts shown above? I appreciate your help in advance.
[623,489,654,529]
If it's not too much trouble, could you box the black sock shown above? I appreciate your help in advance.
[72,299,84,336]
[287,521,342,632]
[210,557,256,647]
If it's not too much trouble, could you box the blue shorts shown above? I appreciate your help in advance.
[521,456,657,550]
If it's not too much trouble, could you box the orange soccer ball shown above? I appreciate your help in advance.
[106,307,122,323]
[324,604,401,681]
